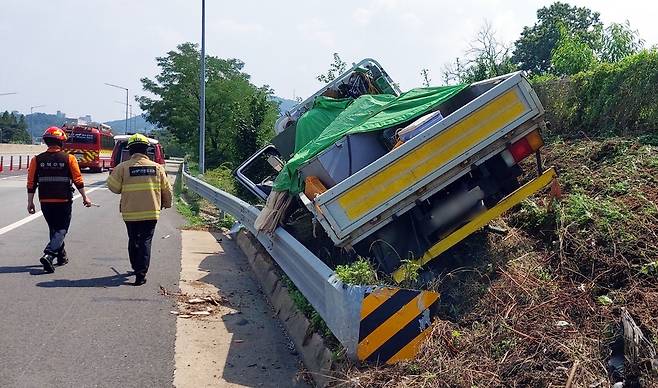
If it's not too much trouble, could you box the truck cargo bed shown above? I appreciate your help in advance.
[305,71,544,248]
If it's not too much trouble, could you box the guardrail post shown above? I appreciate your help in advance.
[26,155,30,168]
[18,155,22,170]
[0,156,3,173]
[9,155,13,171]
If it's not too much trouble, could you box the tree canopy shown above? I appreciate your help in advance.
[316,53,348,83]
[137,42,278,169]
[0,111,31,144]
[512,2,602,74]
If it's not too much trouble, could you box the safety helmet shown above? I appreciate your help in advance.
[127,133,150,148]
[43,126,67,141]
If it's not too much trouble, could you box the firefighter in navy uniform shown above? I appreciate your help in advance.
[107,134,172,286]
[27,127,92,273]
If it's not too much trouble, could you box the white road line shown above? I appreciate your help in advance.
[0,175,26,180]
[0,186,104,236]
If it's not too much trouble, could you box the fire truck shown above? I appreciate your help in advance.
[61,120,115,172]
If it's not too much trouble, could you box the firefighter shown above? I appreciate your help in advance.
[27,127,92,273]
[107,133,172,286]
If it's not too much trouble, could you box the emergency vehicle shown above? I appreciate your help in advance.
[61,120,115,172]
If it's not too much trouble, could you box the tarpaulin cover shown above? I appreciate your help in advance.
[274,84,468,194]
[294,97,352,152]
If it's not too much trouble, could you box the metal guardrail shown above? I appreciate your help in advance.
[181,164,438,363]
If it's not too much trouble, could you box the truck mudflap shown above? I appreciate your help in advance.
[393,167,559,282]
[357,287,440,364]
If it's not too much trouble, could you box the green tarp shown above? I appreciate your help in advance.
[274,84,468,194]
[294,97,352,152]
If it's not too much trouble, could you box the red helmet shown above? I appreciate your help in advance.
[43,126,67,141]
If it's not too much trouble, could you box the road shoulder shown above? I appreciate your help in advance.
[173,230,309,388]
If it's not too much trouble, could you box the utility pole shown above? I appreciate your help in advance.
[105,83,129,134]
[199,0,206,174]
[30,105,46,140]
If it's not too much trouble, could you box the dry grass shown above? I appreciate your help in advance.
[334,137,658,387]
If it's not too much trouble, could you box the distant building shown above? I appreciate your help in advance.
[56,110,66,118]
[79,115,92,123]
[11,110,20,117]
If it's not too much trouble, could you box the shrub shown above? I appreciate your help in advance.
[533,50,658,137]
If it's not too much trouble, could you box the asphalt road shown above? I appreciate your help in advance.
[0,169,183,387]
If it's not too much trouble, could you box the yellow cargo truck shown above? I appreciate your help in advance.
[236,59,557,281]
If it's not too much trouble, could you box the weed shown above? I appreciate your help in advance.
[175,198,205,228]
[335,258,377,285]
[203,164,238,196]
[396,259,422,287]
[281,275,339,350]
[491,338,516,360]
[512,199,553,230]
[405,363,422,374]
[607,180,629,194]
[639,261,658,277]
[535,266,553,282]
[560,193,625,229]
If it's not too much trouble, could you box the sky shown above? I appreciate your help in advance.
[0,0,655,122]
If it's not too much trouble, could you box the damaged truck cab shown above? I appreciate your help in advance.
[236,58,557,282]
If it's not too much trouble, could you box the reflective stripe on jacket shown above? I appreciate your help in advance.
[107,154,172,221]
[27,147,84,203]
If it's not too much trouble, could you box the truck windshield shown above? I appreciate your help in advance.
[66,132,97,144]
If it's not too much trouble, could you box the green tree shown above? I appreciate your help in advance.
[316,53,348,83]
[599,21,644,63]
[0,111,31,143]
[512,2,602,74]
[137,43,278,169]
[551,24,597,75]
[234,87,277,165]
[15,115,31,143]
[420,68,431,87]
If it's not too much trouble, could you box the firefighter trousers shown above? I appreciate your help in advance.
[41,202,72,258]
[124,220,157,276]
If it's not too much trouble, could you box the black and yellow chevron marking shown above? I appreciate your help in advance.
[357,287,439,364]
[65,149,97,164]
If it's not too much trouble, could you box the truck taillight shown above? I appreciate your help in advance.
[502,130,544,166]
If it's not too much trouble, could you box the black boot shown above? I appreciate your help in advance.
[133,274,147,286]
[56,250,68,266]
[40,254,55,274]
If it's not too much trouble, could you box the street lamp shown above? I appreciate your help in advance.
[114,101,133,132]
[105,83,129,134]
[30,105,46,114]
[29,105,46,141]
[199,0,206,174]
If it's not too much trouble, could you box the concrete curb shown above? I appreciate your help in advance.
[235,230,335,388]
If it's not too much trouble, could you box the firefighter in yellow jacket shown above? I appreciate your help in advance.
[107,134,172,286]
